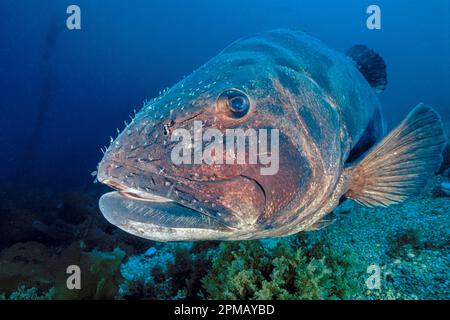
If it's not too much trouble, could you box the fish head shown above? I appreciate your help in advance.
[97,46,341,241]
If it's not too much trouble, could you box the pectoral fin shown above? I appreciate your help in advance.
[344,103,446,207]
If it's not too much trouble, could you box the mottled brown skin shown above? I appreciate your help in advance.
[97,29,383,241]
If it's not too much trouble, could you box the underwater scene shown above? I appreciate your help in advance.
[0,0,449,301]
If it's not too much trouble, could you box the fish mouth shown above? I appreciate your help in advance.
[99,178,239,241]
[103,179,173,203]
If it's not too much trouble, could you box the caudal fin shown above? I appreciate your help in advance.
[345,103,446,207]
[346,45,387,93]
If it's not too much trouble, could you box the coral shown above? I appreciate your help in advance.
[201,235,363,300]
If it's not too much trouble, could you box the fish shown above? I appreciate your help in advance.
[96,29,446,241]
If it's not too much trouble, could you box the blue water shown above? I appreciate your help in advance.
[0,0,449,197]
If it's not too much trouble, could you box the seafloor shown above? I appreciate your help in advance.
[1,155,449,300]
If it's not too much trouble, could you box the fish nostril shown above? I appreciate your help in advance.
[163,120,175,136]
[163,126,170,136]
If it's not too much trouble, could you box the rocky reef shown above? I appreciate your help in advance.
[0,173,449,300]
[309,175,450,299]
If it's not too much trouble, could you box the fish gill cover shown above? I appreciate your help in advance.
[0,0,449,301]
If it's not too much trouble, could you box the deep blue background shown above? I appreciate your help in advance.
[0,0,449,199]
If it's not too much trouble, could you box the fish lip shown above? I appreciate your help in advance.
[99,191,243,241]
[100,178,237,230]
[101,179,173,203]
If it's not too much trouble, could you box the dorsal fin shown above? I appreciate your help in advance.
[346,45,387,93]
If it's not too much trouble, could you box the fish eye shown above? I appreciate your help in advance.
[217,89,250,118]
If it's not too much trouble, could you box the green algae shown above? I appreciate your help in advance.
[201,236,363,300]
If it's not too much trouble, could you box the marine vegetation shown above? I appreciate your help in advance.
[0,240,125,300]
[118,242,217,300]
[1,285,55,300]
[0,167,448,300]
[117,234,363,300]
[201,235,363,300]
